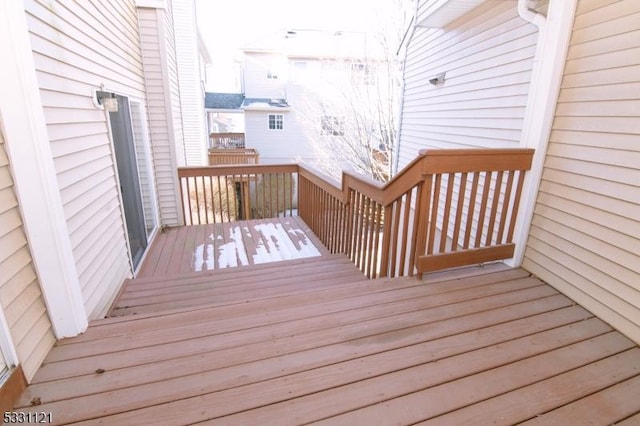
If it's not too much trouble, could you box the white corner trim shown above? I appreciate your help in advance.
[507,0,578,267]
[155,7,187,225]
[0,2,88,337]
[0,306,19,367]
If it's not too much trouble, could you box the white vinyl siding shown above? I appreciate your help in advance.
[243,53,288,99]
[397,1,538,169]
[0,129,55,381]
[137,6,184,226]
[172,0,206,166]
[244,111,314,164]
[523,0,640,344]
[24,0,145,318]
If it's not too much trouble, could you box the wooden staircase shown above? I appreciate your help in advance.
[110,254,368,317]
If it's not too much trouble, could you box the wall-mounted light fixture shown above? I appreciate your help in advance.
[95,90,119,112]
[429,72,446,86]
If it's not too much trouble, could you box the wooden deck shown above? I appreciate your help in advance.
[138,216,328,278]
[13,247,640,424]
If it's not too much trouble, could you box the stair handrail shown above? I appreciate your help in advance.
[298,148,534,277]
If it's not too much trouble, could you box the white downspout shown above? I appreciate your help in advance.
[518,0,546,28]
[507,0,578,267]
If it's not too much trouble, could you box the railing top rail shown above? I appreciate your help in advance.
[208,148,258,153]
[210,132,245,137]
[178,163,298,177]
[417,148,535,174]
[181,147,535,205]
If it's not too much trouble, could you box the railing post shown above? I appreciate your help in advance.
[412,175,432,278]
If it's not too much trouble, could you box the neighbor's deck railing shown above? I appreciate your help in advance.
[209,132,245,149]
[178,164,297,224]
[208,148,259,166]
[178,148,534,277]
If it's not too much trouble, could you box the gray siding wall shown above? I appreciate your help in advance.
[523,0,640,344]
[397,1,537,169]
[24,0,146,318]
[0,128,56,381]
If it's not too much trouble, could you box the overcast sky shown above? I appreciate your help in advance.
[195,0,406,92]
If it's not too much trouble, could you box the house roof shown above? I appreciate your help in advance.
[205,92,245,110]
[241,98,290,111]
[242,29,386,60]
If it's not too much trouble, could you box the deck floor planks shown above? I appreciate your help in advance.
[137,218,328,278]
[18,293,588,423]
[177,223,198,276]
[136,226,177,278]
[164,222,189,276]
[612,409,640,426]
[18,293,580,416]
[427,350,640,426]
[36,286,561,389]
[32,267,524,382]
[14,235,640,425]
[49,274,536,360]
[315,336,638,426]
[116,258,361,301]
[204,318,616,426]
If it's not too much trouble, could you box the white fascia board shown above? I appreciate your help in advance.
[135,0,167,8]
[242,106,291,112]
[205,108,245,113]
[0,2,88,337]
[417,0,488,28]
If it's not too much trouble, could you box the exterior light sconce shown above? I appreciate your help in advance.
[429,72,446,86]
[94,90,119,112]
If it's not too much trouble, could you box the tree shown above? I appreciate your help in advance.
[294,1,409,182]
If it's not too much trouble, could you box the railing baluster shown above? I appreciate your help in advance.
[497,170,515,244]
[399,190,412,277]
[194,176,202,225]
[475,171,492,248]
[485,170,503,246]
[463,172,480,249]
[427,174,441,255]
[451,172,467,252]
[439,173,455,253]
[379,204,392,278]
[507,170,527,243]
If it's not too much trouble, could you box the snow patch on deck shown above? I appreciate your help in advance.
[192,220,321,271]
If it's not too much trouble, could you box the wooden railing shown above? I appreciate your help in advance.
[178,148,534,277]
[178,164,297,225]
[208,148,259,165]
[298,148,534,277]
[209,132,245,149]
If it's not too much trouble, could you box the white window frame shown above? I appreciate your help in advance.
[268,114,284,130]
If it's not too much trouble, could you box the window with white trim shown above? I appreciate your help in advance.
[268,114,283,130]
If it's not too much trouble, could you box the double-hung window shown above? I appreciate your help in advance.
[268,114,283,130]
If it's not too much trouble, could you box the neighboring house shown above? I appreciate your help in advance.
[204,92,246,137]
[240,30,392,167]
[0,0,201,389]
[397,0,640,343]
